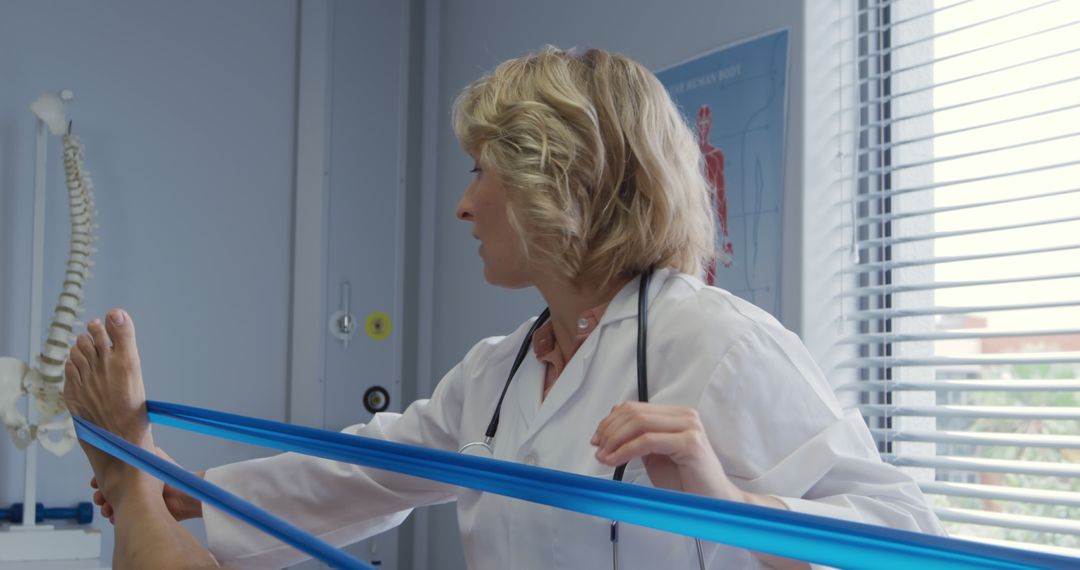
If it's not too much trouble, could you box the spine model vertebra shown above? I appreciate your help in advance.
[0,133,96,455]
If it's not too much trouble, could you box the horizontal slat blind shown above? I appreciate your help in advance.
[871,429,1080,449]
[934,508,1080,535]
[921,481,1080,507]
[849,0,1080,555]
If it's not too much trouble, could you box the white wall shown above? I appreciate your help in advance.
[0,0,299,561]
[420,1,806,567]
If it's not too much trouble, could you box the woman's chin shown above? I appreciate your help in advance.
[482,266,531,289]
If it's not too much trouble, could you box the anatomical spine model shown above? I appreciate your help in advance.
[0,96,97,455]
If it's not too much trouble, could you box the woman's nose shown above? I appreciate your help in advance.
[456,193,474,221]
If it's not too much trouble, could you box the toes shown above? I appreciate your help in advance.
[69,345,91,388]
[75,333,97,368]
[63,359,81,410]
[105,309,139,358]
[64,359,81,385]
[87,319,110,359]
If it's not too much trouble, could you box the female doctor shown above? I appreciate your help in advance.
[76,46,944,569]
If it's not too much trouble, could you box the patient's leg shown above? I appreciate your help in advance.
[65,309,224,569]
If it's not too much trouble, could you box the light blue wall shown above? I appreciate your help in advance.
[0,1,810,568]
[0,0,299,561]
[421,1,805,567]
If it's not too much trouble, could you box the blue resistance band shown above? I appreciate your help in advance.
[79,401,1079,570]
[72,416,373,570]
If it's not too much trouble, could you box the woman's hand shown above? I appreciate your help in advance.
[90,446,205,524]
[591,401,745,501]
[592,401,809,569]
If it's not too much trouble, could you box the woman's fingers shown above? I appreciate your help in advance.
[593,401,675,442]
[93,485,114,520]
[595,411,691,459]
[591,402,711,469]
[593,404,740,501]
[593,401,672,440]
[592,402,697,450]
[597,430,698,467]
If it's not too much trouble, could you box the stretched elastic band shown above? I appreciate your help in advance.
[142,400,1075,570]
[72,416,373,570]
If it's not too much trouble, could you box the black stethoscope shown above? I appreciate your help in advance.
[457,267,707,569]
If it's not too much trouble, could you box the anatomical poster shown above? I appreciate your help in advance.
[657,29,789,319]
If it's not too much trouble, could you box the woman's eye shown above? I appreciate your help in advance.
[469,166,480,174]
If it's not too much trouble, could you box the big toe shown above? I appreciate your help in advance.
[105,309,139,357]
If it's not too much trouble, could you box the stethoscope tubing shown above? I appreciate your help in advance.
[460,269,705,570]
[468,269,653,467]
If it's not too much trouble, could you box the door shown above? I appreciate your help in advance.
[292,1,410,568]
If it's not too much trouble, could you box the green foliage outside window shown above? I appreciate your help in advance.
[932,363,1079,550]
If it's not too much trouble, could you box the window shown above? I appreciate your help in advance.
[845,0,1080,555]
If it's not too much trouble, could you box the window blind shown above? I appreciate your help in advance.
[841,0,1080,555]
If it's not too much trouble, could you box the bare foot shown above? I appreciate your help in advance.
[64,308,158,500]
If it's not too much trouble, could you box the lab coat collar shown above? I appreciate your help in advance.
[512,267,673,450]
[595,266,673,329]
[513,323,601,450]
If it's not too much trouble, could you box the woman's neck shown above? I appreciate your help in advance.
[533,271,633,363]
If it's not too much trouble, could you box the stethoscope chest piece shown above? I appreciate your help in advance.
[458,436,495,456]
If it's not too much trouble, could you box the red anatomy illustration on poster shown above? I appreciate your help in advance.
[697,105,733,285]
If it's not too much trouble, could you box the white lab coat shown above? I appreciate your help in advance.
[203,269,944,569]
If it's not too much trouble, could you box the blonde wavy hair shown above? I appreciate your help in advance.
[453,46,716,286]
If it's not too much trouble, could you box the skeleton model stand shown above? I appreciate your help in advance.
[0,91,104,565]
